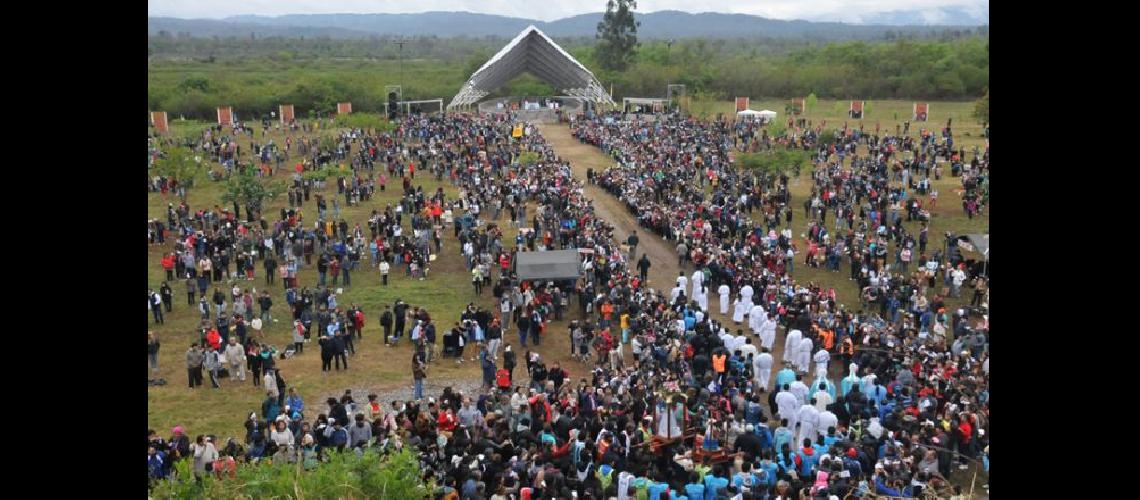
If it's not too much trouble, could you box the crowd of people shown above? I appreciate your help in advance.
[149,110,988,499]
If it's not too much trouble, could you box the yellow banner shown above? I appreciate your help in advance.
[512,124,523,138]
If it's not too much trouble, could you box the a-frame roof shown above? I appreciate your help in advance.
[447,25,615,109]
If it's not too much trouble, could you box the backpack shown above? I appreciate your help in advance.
[331,428,349,446]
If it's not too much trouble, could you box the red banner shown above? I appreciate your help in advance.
[151,111,169,133]
[337,102,352,114]
[735,97,750,112]
[849,101,864,118]
[217,106,233,125]
[279,104,295,123]
[913,102,929,121]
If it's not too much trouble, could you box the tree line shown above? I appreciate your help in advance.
[149,36,987,120]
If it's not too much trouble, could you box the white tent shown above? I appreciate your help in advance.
[448,26,614,109]
[737,109,777,123]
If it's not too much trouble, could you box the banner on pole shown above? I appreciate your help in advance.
[913,102,929,121]
[279,104,295,123]
[151,111,169,134]
[849,101,864,119]
[217,106,234,126]
[337,102,352,114]
[735,97,750,113]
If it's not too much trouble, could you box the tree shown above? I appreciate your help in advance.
[152,146,205,201]
[973,88,989,123]
[805,93,818,113]
[220,169,284,221]
[595,0,640,72]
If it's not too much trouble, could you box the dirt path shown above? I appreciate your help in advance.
[537,123,793,391]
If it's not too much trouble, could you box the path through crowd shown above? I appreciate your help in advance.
[538,122,798,391]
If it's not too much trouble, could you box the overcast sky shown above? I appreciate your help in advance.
[148,0,989,23]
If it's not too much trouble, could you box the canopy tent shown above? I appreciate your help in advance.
[737,109,777,122]
[448,26,615,110]
[514,250,584,282]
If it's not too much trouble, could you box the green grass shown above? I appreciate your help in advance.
[148,120,503,440]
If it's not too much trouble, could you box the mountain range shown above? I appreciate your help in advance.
[149,10,987,40]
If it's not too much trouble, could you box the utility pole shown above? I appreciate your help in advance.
[392,38,410,88]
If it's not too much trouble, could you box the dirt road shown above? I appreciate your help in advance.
[537,122,794,391]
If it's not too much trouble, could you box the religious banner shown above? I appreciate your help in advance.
[150,111,169,134]
[849,101,864,119]
[512,124,523,138]
[279,104,295,123]
[735,97,750,112]
[913,102,929,121]
[217,106,234,126]
[790,98,805,114]
[337,102,352,114]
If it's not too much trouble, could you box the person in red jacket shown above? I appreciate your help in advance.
[352,307,365,340]
[161,253,176,281]
[205,327,222,351]
[437,407,457,434]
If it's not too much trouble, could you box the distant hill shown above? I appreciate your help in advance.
[149,10,986,40]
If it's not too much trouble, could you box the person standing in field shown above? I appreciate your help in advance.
[412,347,427,401]
[148,332,160,375]
[224,337,246,382]
[186,343,204,389]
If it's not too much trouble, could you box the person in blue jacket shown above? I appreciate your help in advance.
[703,469,729,500]
[775,364,796,391]
[755,416,775,453]
[683,472,705,500]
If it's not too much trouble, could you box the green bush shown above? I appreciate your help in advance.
[151,448,430,499]
[334,113,395,132]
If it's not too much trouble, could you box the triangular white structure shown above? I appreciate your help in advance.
[448,25,615,109]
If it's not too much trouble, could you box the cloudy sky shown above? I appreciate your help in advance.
[148,0,989,23]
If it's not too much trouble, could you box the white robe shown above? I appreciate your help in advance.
[775,391,799,430]
[732,298,747,323]
[790,380,810,406]
[812,349,830,380]
[759,320,777,350]
[718,285,731,314]
[817,410,839,436]
[813,390,834,412]
[796,337,814,372]
[677,275,688,294]
[796,403,820,445]
[783,329,803,364]
[754,352,774,390]
[740,343,758,360]
[671,285,684,303]
[691,271,704,298]
[749,305,766,332]
[740,285,755,307]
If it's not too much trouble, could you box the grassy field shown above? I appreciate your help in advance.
[149,101,988,441]
[148,119,506,440]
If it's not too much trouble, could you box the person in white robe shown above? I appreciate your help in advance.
[740,284,755,307]
[812,348,830,380]
[759,314,777,349]
[812,385,834,412]
[789,376,810,406]
[783,329,803,365]
[796,336,814,373]
[676,273,688,296]
[695,285,709,312]
[718,328,734,350]
[718,284,731,314]
[694,309,705,324]
[775,388,799,435]
[732,296,747,324]
[796,401,820,445]
[731,331,748,353]
[671,285,685,303]
[749,303,766,333]
[754,348,774,391]
[740,337,758,360]
[817,408,838,437]
[691,270,704,299]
